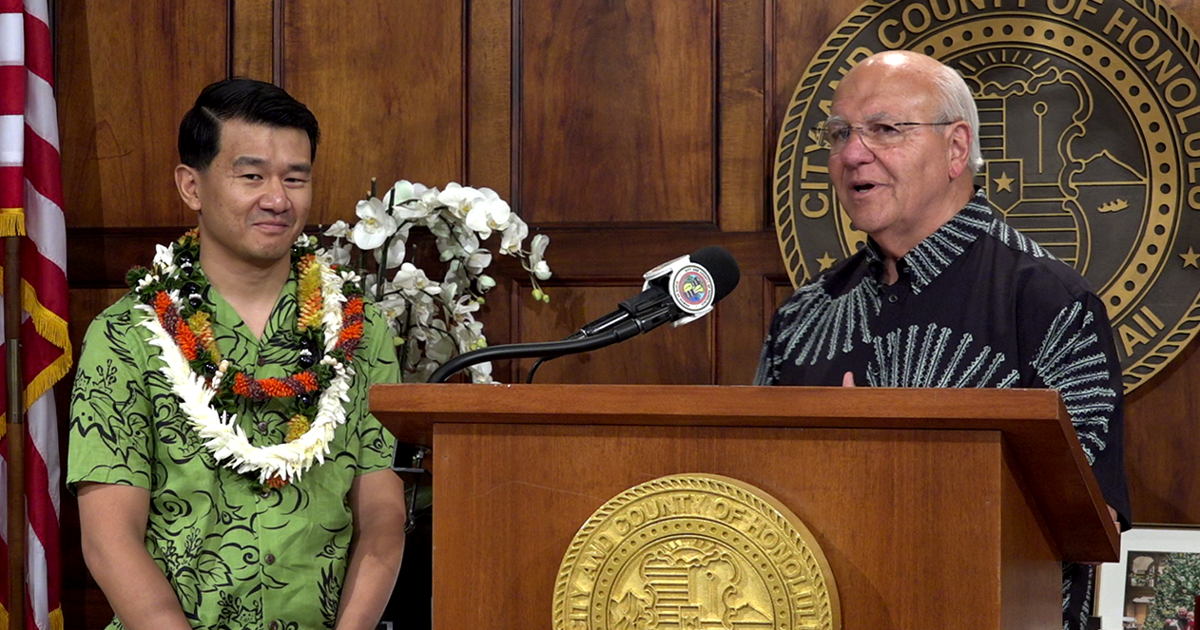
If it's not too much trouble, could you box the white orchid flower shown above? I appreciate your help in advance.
[416,187,442,215]
[390,180,425,204]
[379,239,406,270]
[437,183,484,221]
[424,328,455,363]
[500,215,528,255]
[529,233,552,280]
[391,180,434,220]
[375,293,408,323]
[323,220,351,239]
[376,224,410,270]
[452,318,485,350]
[394,262,442,297]
[435,225,479,264]
[408,323,433,342]
[465,190,512,240]
[393,200,434,221]
[442,260,469,291]
[323,241,352,267]
[410,293,436,326]
[350,197,398,250]
[450,295,481,321]
[466,248,493,275]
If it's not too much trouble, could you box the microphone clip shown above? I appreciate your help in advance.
[641,253,717,327]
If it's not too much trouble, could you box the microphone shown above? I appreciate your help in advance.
[570,246,741,339]
[426,246,740,383]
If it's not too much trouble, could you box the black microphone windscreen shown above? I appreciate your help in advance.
[689,246,740,302]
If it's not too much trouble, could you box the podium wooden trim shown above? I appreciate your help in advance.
[371,384,1119,629]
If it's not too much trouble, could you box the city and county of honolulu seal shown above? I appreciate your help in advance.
[773,0,1200,392]
[551,474,840,630]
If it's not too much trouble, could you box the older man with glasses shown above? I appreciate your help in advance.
[755,50,1130,630]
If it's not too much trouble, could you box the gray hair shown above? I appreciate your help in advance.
[929,63,984,174]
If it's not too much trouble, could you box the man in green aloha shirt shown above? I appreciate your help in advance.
[68,78,407,630]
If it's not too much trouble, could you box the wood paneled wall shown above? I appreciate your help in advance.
[55,0,1200,627]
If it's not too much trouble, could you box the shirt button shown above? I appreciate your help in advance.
[264,553,276,565]
[269,622,279,630]
[256,421,268,432]
[257,356,268,366]
[887,294,898,303]
[260,490,272,499]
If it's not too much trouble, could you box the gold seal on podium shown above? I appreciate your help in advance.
[552,474,840,630]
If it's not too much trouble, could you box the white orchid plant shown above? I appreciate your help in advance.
[322,179,552,383]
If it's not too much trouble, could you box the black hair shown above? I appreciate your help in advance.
[178,77,320,170]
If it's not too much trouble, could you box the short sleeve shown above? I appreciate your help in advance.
[347,300,401,475]
[67,300,156,493]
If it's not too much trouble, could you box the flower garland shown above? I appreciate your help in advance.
[127,230,364,486]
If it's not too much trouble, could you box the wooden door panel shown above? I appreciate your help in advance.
[280,0,465,226]
[517,0,715,226]
[57,1,228,229]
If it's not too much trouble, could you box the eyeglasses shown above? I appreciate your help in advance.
[816,120,955,153]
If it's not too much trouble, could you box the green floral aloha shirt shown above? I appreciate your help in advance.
[68,272,400,630]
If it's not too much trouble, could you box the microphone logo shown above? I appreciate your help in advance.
[643,252,724,327]
[673,264,715,313]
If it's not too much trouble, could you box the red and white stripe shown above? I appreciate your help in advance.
[0,1,70,630]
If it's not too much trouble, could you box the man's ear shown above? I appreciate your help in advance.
[175,164,204,212]
[946,121,972,179]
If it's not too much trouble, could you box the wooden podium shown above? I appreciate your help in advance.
[371,384,1119,630]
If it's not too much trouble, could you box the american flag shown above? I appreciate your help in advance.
[0,1,70,629]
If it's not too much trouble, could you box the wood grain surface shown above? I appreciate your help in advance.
[55,1,1200,627]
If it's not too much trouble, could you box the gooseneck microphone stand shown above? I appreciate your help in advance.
[427,311,668,384]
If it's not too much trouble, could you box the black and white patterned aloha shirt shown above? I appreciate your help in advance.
[755,191,1130,630]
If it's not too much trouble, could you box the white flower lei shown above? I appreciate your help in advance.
[135,235,356,484]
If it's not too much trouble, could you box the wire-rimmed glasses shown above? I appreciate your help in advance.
[816,120,955,153]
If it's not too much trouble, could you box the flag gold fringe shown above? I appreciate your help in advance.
[0,590,67,629]
[0,208,26,237]
[19,278,72,360]
[0,275,74,430]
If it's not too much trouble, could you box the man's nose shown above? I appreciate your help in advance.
[259,179,290,212]
[837,130,875,164]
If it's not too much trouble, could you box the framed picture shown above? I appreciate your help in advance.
[1096,525,1200,630]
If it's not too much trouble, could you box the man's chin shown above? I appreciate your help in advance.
[842,204,890,236]
[246,236,300,266]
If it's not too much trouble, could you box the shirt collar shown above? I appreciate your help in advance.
[862,190,994,294]
[202,269,298,341]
